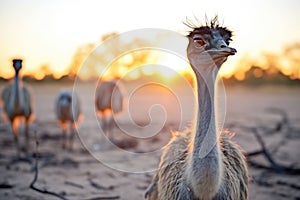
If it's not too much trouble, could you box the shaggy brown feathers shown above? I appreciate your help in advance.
[146,131,248,199]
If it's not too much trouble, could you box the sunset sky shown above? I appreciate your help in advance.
[0,0,299,79]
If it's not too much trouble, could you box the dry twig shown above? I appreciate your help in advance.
[88,178,114,190]
[238,115,300,175]
[29,131,120,200]
[29,131,69,200]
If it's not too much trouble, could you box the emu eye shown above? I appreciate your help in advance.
[194,38,205,46]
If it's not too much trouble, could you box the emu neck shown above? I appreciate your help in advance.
[187,50,220,159]
[194,69,218,158]
[14,71,21,108]
[186,52,222,198]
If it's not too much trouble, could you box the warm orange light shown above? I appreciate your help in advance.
[278,57,292,76]
[234,72,245,81]
[253,68,263,78]
[1,33,299,82]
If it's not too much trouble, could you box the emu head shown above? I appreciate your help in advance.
[12,59,23,73]
[186,17,236,71]
[59,93,72,108]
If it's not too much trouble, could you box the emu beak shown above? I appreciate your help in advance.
[207,47,237,56]
[222,47,237,55]
[203,46,237,67]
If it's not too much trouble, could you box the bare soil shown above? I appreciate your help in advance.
[0,81,299,200]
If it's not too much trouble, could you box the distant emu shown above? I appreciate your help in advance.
[95,80,123,140]
[145,17,249,199]
[55,90,81,149]
[1,59,33,156]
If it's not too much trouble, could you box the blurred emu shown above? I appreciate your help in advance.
[95,80,123,140]
[1,59,34,156]
[55,90,81,149]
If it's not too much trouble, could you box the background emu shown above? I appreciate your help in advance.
[55,90,81,149]
[145,17,249,199]
[95,80,123,140]
[1,59,33,156]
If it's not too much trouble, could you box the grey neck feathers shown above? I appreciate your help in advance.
[188,50,220,158]
[194,69,217,158]
[186,50,223,198]
[14,71,21,106]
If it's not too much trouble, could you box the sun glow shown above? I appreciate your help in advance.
[2,38,299,82]
[0,0,299,82]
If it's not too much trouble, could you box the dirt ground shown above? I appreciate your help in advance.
[0,80,299,200]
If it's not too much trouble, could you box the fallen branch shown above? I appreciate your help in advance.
[29,131,120,200]
[241,126,300,175]
[88,178,114,190]
[276,180,300,190]
[6,156,33,170]
[245,149,263,157]
[262,108,290,154]
[249,127,282,170]
[29,131,69,200]
[64,181,84,189]
[0,182,14,189]
[265,107,289,134]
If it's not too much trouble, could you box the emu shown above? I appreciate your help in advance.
[95,80,123,140]
[55,90,81,149]
[145,17,249,199]
[1,59,33,156]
